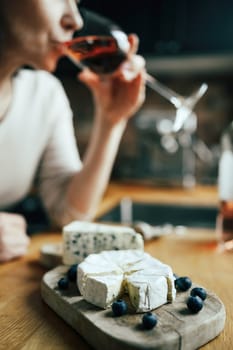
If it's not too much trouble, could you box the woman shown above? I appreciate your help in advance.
[0,0,145,261]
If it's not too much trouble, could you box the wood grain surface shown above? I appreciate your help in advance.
[41,265,226,350]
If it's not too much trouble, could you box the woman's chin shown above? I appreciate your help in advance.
[41,58,58,72]
[33,55,59,72]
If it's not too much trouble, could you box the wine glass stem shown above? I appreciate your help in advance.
[67,53,183,109]
[145,73,182,108]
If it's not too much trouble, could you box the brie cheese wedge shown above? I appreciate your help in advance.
[78,250,176,312]
[84,274,124,309]
[126,274,168,312]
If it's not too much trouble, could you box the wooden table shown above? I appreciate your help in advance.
[95,182,219,218]
[1,228,232,350]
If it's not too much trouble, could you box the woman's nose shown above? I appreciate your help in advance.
[60,3,83,32]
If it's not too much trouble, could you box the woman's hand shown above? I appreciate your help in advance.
[0,212,30,262]
[78,34,146,127]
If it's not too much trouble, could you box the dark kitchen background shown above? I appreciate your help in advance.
[55,0,233,187]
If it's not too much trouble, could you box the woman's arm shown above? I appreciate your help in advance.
[38,36,145,227]
[65,47,146,221]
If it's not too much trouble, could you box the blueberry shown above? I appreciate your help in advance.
[190,287,207,301]
[142,312,158,330]
[111,299,127,316]
[187,295,203,313]
[175,276,192,291]
[67,264,78,282]
[58,277,69,290]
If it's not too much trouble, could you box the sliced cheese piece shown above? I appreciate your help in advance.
[83,274,124,309]
[77,254,122,296]
[77,250,176,312]
[128,254,176,302]
[126,274,168,312]
[62,221,144,265]
[128,266,176,302]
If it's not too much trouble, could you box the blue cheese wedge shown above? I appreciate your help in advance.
[78,250,176,312]
[62,221,144,265]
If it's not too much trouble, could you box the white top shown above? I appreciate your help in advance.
[0,69,82,225]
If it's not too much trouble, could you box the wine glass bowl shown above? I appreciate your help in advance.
[64,32,208,135]
[64,34,128,74]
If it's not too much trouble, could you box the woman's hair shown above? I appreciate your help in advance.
[0,12,5,54]
[0,30,4,54]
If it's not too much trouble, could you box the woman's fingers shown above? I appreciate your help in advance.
[127,33,139,55]
[0,245,29,262]
[0,212,27,230]
[0,212,30,262]
[77,68,102,89]
[119,54,146,81]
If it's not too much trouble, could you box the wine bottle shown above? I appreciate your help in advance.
[216,121,233,251]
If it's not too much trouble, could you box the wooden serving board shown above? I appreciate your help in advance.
[41,266,226,350]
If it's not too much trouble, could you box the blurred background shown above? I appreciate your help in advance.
[55,0,233,187]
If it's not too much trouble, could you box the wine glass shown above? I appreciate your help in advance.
[63,30,209,187]
[63,29,208,134]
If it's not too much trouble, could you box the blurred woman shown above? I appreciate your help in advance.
[0,0,145,261]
